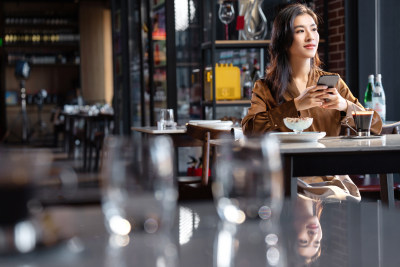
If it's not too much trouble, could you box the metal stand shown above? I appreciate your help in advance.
[8,80,30,143]
[28,89,49,141]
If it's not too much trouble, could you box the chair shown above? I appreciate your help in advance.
[184,123,234,186]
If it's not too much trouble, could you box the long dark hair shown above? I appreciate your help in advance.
[266,3,321,104]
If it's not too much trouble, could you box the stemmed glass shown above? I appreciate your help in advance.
[218,1,235,40]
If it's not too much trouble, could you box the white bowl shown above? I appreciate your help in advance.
[283,117,313,133]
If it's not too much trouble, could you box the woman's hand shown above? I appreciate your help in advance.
[294,85,328,111]
[318,87,348,111]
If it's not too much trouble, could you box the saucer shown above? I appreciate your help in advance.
[269,132,326,143]
[341,135,383,139]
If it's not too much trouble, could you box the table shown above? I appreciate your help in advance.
[62,112,113,171]
[1,200,400,266]
[131,126,203,147]
[281,135,400,207]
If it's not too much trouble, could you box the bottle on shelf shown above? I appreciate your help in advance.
[242,64,252,99]
[250,59,261,84]
[372,74,386,122]
[364,74,374,109]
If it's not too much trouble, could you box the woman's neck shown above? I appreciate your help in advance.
[291,58,311,80]
[290,58,311,92]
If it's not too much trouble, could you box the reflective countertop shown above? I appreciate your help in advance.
[1,200,400,267]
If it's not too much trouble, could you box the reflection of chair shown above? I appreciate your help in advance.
[351,121,400,200]
[185,124,234,186]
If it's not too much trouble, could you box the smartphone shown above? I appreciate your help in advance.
[317,75,339,102]
[317,75,339,88]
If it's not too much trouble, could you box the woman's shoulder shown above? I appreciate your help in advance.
[253,78,274,101]
[253,78,269,92]
[314,68,340,78]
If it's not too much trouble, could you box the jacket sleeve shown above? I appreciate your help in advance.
[337,78,382,135]
[242,80,299,136]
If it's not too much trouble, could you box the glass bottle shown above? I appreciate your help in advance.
[250,59,261,84]
[364,74,374,109]
[242,64,252,99]
[372,74,386,122]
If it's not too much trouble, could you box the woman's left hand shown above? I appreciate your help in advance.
[318,88,348,111]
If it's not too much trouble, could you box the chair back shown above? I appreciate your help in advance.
[185,123,234,186]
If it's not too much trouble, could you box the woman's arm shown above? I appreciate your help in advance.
[242,80,299,136]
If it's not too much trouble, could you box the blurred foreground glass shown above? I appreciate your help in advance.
[213,136,283,224]
[0,148,52,253]
[101,135,178,265]
[212,135,284,266]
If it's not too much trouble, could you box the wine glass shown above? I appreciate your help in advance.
[218,1,235,40]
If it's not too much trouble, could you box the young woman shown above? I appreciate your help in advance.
[242,3,382,136]
[242,3,382,202]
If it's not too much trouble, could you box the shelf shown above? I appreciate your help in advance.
[201,40,271,50]
[7,63,79,67]
[201,39,325,50]
[203,100,251,107]
[4,43,79,49]
[176,62,200,68]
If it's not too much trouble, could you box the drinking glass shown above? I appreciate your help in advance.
[213,136,283,224]
[218,1,235,40]
[101,135,178,265]
[212,136,284,266]
[158,108,176,129]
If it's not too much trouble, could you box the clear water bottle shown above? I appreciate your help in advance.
[372,74,386,122]
[364,74,374,109]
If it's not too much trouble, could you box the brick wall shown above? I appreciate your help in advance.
[315,0,346,80]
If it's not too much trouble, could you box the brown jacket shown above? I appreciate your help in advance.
[242,69,382,136]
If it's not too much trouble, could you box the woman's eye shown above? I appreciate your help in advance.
[298,239,307,245]
[312,28,318,31]
[296,30,304,33]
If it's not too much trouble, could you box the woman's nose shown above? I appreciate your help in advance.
[305,32,314,41]
[307,230,317,236]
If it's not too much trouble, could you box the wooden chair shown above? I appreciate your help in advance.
[185,123,234,186]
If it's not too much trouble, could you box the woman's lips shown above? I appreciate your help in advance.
[306,223,319,230]
[304,44,316,49]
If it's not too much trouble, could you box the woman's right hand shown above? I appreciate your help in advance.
[294,85,328,111]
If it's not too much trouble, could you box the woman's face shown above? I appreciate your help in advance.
[294,214,322,259]
[288,14,319,60]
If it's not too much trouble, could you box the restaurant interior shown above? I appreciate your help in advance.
[1,0,400,266]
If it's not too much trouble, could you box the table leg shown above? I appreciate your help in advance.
[284,156,297,200]
[83,119,89,172]
[64,116,74,158]
[379,173,395,208]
